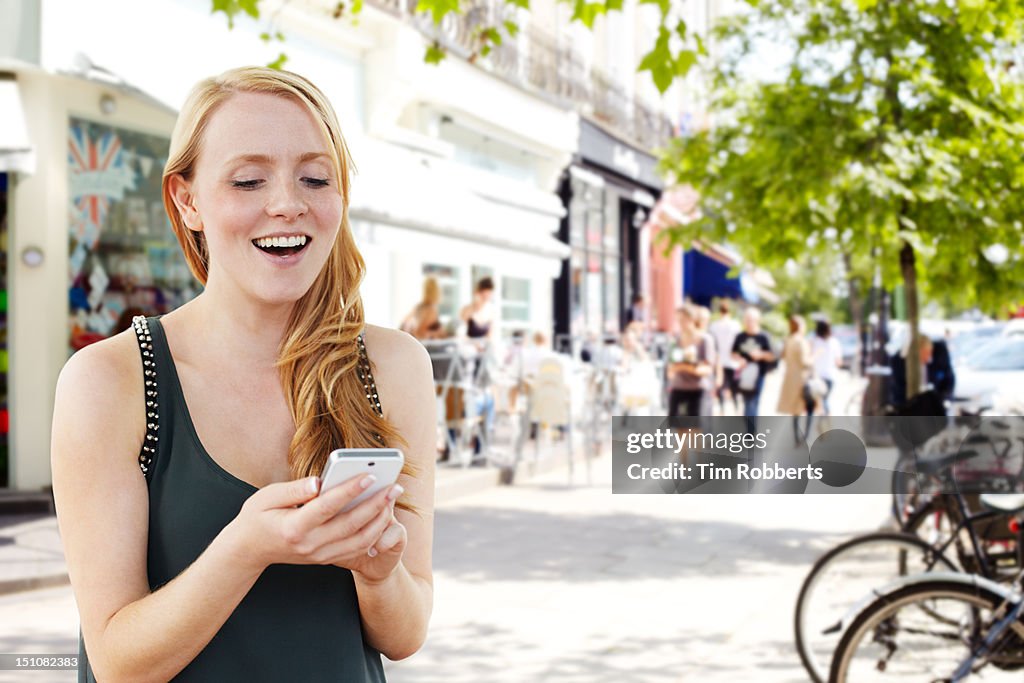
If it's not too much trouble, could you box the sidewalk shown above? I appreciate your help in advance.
[0,439,589,597]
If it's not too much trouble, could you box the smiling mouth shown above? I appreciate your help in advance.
[252,235,311,257]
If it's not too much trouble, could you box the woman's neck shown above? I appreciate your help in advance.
[180,284,296,368]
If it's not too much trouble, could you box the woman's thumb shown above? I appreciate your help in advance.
[257,476,321,509]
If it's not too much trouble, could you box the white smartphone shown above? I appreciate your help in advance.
[319,448,405,513]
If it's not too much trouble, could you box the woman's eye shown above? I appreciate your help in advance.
[303,177,330,188]
[231,179,263,190]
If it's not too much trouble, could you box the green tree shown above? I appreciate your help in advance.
[661,0,1024,398]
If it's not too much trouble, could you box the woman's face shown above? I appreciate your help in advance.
[179,92,344,306]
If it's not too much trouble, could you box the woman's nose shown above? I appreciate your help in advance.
[265,180,308,221]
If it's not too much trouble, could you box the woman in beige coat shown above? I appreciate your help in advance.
[777,315,815,444]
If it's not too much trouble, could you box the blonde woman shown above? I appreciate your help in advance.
[777,314,815,444]
[51,67,435,682]
[401,276,443,340]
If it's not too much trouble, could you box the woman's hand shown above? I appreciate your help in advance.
[224,474,404,578]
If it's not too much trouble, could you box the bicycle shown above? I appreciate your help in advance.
[795,443,1024,683]
[828,494,1024,681]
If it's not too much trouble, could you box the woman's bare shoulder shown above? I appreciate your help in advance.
[54,328,146,455]
[58,328,143,396]
[361,324,430,374]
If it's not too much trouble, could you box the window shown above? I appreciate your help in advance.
[67,118,198,353]
[423,263,460,333]
[501,276,530,327]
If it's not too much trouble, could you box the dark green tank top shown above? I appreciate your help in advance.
[78,316,387,682]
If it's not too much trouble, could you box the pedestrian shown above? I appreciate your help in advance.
[811,320,842,415]
[50,66,435,682]
[694,305,716,415]
[667,304,715,417]
[708,299,741,415]
[731,307,775,423]
[625,293,646,328]
[400,276,444,340]
[777,314,815,444]
[460,276,496,350]
[459,277,497,459]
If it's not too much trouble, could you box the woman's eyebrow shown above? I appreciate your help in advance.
[226,152,331,165]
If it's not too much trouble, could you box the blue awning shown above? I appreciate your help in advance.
[683,249,752,306]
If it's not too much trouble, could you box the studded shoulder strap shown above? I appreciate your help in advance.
[132,316,160,476]
[355,334,386,445]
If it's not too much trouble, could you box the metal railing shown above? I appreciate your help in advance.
[365,0,675,152]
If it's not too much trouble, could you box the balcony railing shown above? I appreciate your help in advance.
[366,0,675,152]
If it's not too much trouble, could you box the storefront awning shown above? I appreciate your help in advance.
[349,140,570,262]
[0,76,35,174]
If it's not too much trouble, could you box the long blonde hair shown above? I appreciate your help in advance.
[161,67,417,513]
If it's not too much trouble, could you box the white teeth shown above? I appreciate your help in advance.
[253,235,308,249]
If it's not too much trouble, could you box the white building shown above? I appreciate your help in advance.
[0,0,713,491]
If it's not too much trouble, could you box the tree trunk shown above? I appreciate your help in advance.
[842,252,864,363]
[899,240,921,399]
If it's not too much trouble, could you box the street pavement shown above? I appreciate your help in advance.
[0,368,890,682]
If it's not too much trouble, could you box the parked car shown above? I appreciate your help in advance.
[953,336,1024,414]
[949,324,1006,366]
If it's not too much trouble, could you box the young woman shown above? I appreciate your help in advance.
[51,67,435,682]
[777,314,815,444]
[401,276,443,340]
[666,305,715,417]
[459,276,495,348]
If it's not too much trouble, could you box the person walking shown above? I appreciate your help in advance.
[811,320,842,416]
[708,300,741,415]
[667,305,715,417]
[731,307,775,423]
[777,315,815,444]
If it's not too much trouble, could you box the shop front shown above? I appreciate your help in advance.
[4,63,178,491]
[554,117,662,345]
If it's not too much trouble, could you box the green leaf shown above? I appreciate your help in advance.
[638,0,669,18]
[481,45,492,57]
[275,31,286,41]
[505,0,529,8]
[854,0,879,9]
[416,0,461,25]
[259,31,271,42]
[424,42,447,65]
[674,49,697,77]
[571,0,606,28]
[267,52,288,70]
[481,27,502,45]
[503,20,520,37]
[607,0,624,10]
[674,18,687,42]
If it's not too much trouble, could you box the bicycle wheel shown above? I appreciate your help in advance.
[794,532,956,683]
[830,580,1024,681]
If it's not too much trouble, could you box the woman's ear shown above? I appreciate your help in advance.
[167,174,203,232]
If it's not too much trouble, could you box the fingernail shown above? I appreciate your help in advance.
[386,484,404,501]
[368,547,378,558]
[360,474,377,489]
[309,476,320,494]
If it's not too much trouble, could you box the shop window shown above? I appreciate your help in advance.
[67,118,198,353]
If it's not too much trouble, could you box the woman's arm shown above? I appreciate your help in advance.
[358,327,436,660]
[51,334,272,683]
